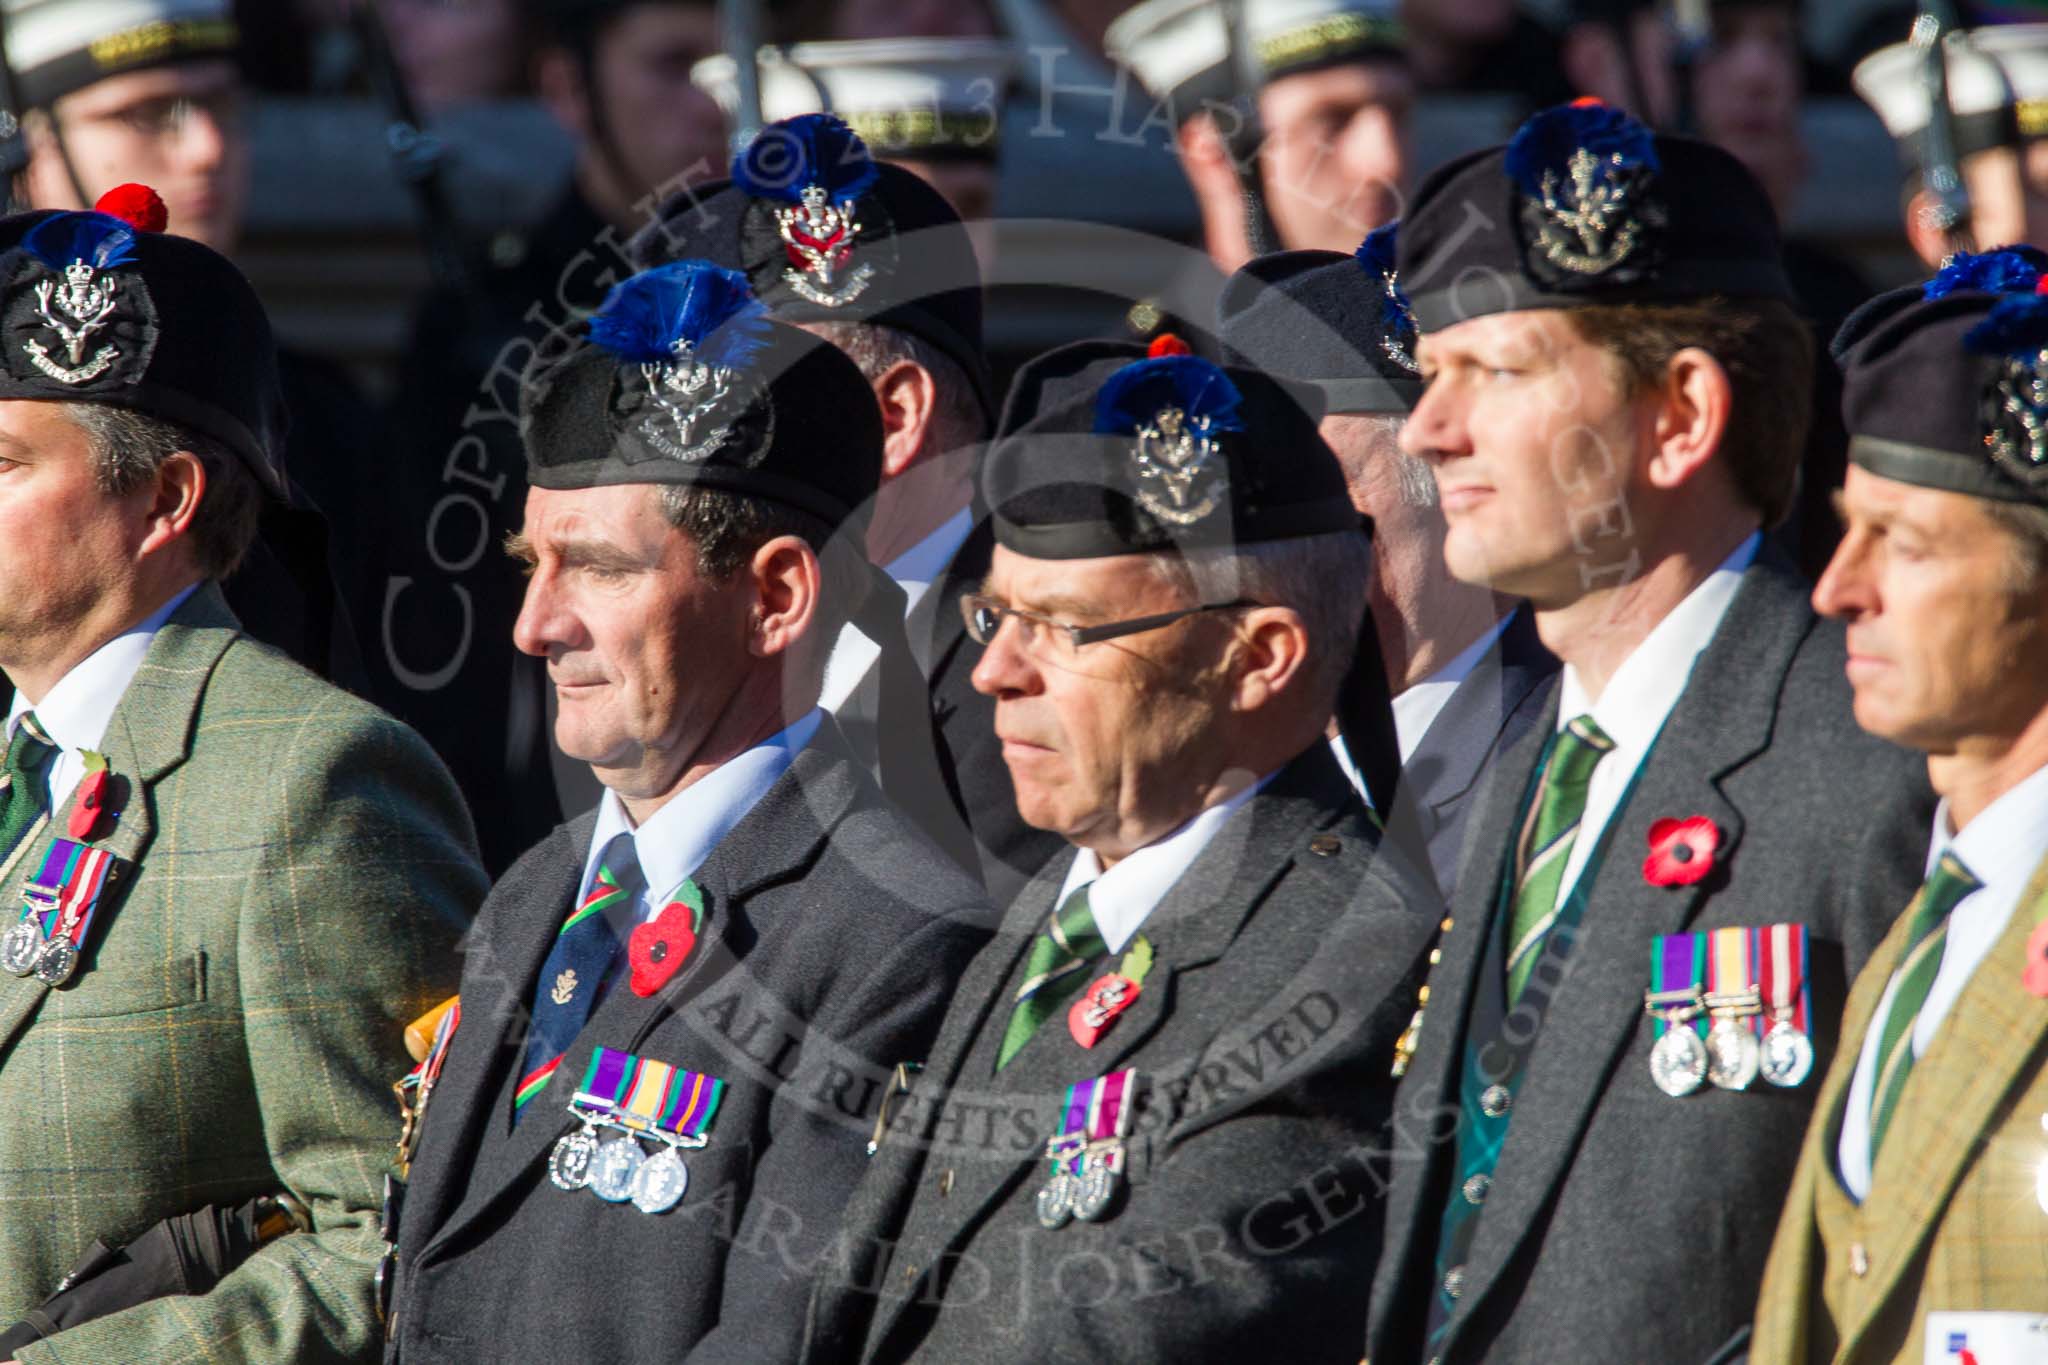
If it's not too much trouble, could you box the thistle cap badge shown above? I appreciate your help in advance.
[1965,277,2048,490]
[1093,338,1244,527]
[1506,99,1664,280]
[587,261,771,465]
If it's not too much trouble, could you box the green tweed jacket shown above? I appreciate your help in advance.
[0,584,483,1363]
[1753,850,2048,1364]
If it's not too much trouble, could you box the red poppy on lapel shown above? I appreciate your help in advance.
[1643,816,1720,888]
[1068,973,1141,1048]
[69,769,113,841]
[627,909,697,998]
[2023,919,2048,1000]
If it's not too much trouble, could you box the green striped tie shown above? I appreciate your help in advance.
[995,886,1107,1072]
[1867,851,1980,1161]
[1504,715,1615,1005]
[0,713,56,863]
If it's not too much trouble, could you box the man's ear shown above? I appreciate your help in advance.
[1177,111,1255,272]
[136,451,205,559]
[1904,189,1960,269]
[873,360,939,481]
[1227,606,1312,713]
[1644,347,1732,494]
[748,534,821,661]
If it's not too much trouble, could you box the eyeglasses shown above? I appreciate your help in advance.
[960,592,1258,661]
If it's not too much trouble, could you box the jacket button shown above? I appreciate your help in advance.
[1480,1084,1511,1117]
[1849,1242,1869,1277]
[1309,834,1341,857]
[1462,1173,1490,1205]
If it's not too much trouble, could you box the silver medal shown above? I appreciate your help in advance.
[548,1125,601,1191]
[1649,1022,1708,1097]
[1705,1016,1760,1091]
[33,936,78,987]
[1073,1159,1118,1222]
[589,1135,646,1203]
[1759,1020,1814,1089]
[1,919,43,976]
[629,1144,690,1215]
[1035,1171,1076,1230]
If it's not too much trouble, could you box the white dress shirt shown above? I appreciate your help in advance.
[1834,761,2048,1201]
[5,583,198,810]
[1054,775,1269,954]
[1549,533,1760,914]
[577,709,822,922]
[1331,612,1519,803]
[819,507,976,712]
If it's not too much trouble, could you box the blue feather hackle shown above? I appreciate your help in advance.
[1093,356,1246,437]
[23,212,138,273]
[1355,221,1417,336]
[1923,246,2048,300]
[732,113,879,206]
[1965,289,2048,356]
[1503,100,1658,197]
[588,261,770,370]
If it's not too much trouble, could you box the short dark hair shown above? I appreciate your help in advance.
[655,484,857,644]
[1565,298,1814,527]
[66,403,263,578]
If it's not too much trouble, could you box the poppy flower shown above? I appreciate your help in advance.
[1067,973,1140,1048]
[1644,816,1720,888]
[2024,919,2048,1000]
[69,768,113,842]
[627,910,698,998]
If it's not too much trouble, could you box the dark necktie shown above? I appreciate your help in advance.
[513,831,643,1120]
[1867,850,1980,1162]
[0,713,57,863]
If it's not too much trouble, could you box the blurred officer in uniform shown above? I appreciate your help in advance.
[806,336,1432,1361]
[378,0,729,875]
[1363,100,1933,1365]
[1107,0,1413,273]
[1219,226,1557,903]
[0,186,479,1361]
[381,261,991,1362]
[1752,251,2048,1364]
[1857,21,2048,265]
[2,0,374,686]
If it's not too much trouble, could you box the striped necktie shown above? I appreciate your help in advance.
[513,831,643,1120]
[995,885,1107,1072]
[1867,850,1980,1161]
[1504,715,1615,1005]
[0,713,57,863]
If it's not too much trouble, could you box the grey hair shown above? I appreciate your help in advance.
[802,320,984,454]
[1148,530,1372,710]
[1356,413,1436,509]
[64,402,261,578]
[1981,498,2048,589]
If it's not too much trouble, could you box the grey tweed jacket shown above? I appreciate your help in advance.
[1364,553,1935,1365]
[805,740,1441,1364]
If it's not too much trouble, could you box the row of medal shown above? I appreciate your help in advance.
[1035,1067,1137,1230]
[1644,923,1814,1098]
[546,1046,725,1218]
[2,839,118,988]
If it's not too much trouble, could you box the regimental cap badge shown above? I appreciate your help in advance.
[1505,98,1665,284]
[587,261,772,465]
[10,184,167,389]
[1965,276,2048,489]
[733,113,881,309]
[1092,336,1243,527]
[1355,221,1419,374]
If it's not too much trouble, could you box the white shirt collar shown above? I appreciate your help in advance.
[1557,532,1760,748]
[1390,612,1514,765]
[1931,761,2048,888]
[886,505,974,597]
[6,584,198,810]
[578,709,822,914]
[1055,773,1271,954]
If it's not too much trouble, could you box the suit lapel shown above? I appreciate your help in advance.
[1450,561,1808,1337]
[1411,607,1555,821]
[0,587,230,1060]
[1838,855,2048,1358]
